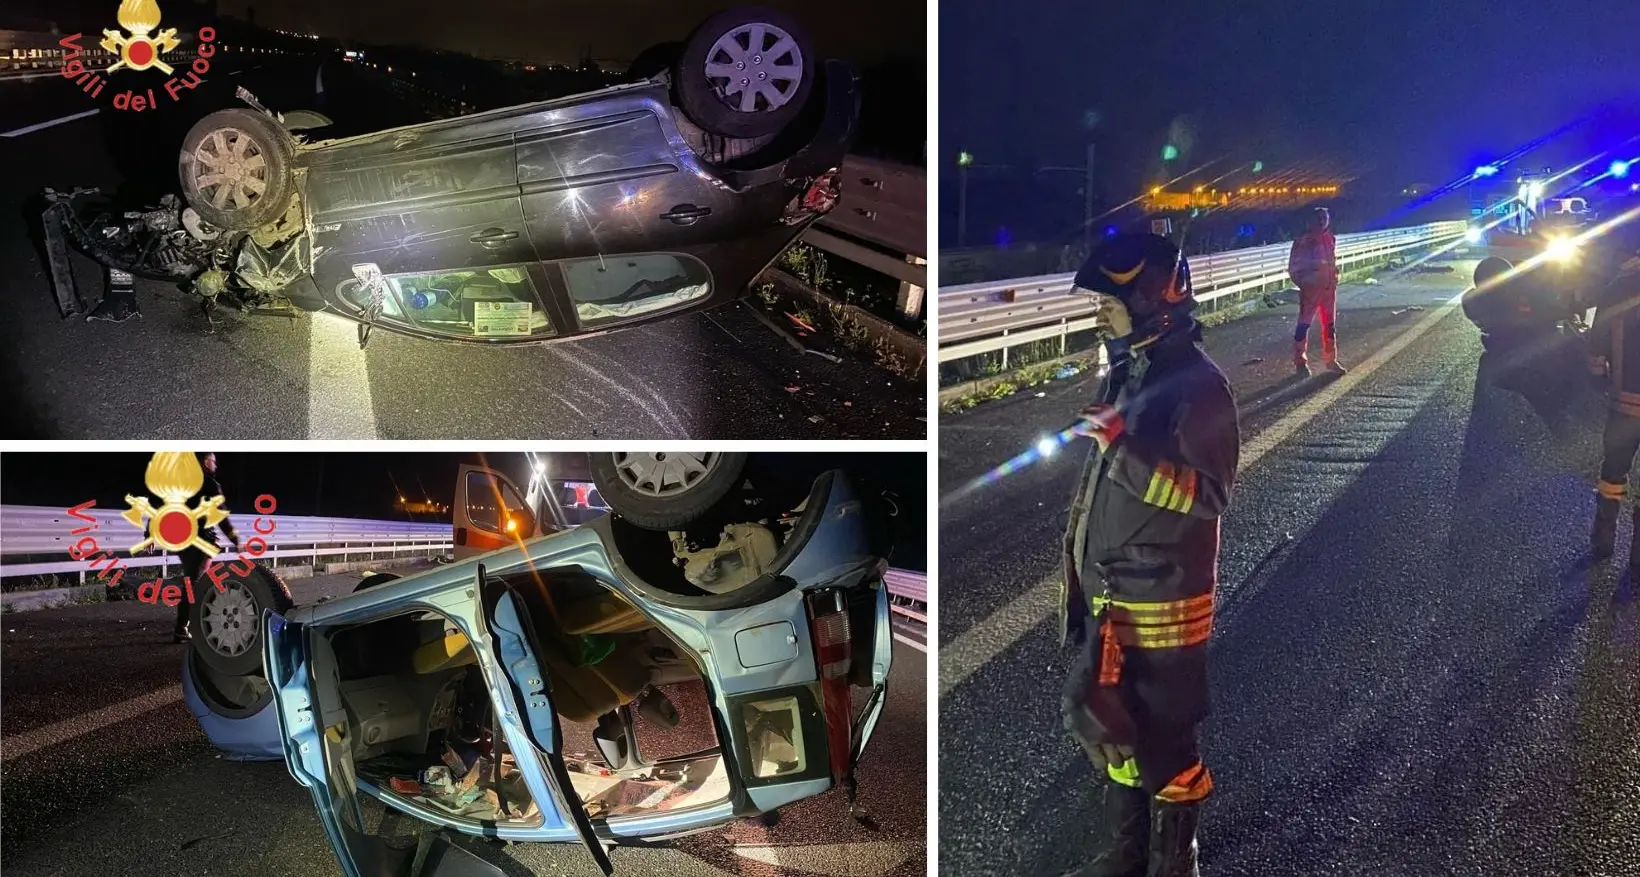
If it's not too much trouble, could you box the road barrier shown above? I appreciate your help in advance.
[0,505,451,583]
[884,567,928,622]
[938,221,1468,365]
[1,505,931,624]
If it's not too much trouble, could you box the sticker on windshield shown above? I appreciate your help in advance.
[472,301,532,337]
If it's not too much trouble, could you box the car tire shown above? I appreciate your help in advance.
[674,7,814,139]
[591,451,748,530]
[189,561,295,677]
[178,108,296,231]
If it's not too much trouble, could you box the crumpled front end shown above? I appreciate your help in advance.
[38,186,315,325]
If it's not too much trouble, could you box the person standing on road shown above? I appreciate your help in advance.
[1585,238,1640,564]
[1288,206,1345,375]
[172,452,240,644]
[1057,233,1241,877]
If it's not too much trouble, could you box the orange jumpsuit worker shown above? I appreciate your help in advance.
[1288,207,1345,375]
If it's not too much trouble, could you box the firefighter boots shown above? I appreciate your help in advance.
[1145,799,1202,877]
[1594,496,1621,560]
[1062,782,1150,877]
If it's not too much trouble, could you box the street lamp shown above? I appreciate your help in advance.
[958,151,974,247]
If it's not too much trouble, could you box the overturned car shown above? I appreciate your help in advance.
[183,455,895,876]
[42,7,855,347]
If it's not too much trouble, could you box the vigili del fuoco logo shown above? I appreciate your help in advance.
[57,0,219,112]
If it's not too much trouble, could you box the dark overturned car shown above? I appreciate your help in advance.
[41,7,855,347]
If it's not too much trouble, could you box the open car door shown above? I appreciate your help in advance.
[453,463,546,560]
[262,564,614,877]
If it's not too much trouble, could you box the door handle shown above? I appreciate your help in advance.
[661,204,712,226]
[470,228,520,249]
[455,527,467,546]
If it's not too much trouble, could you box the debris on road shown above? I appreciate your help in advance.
[1392,306,1426,316]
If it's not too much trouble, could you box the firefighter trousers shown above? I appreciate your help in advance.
[1061,627,1211,801]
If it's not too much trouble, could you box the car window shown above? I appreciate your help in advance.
[344,266,556,339]
[559,253,712,327]
[465,471,531,535]
[740,694,808,778]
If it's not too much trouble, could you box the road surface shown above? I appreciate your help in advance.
[0,63,924,440]
[0,569,928,877]
[939,260,1640,876]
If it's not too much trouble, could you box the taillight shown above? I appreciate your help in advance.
[807,590,853,782]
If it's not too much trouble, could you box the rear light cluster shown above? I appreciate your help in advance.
[807,590,854,781]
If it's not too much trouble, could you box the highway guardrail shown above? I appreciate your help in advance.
[1,505,931,624]
[938,220,1468,365]
[0,505,451,582]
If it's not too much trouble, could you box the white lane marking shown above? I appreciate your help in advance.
[732,841,911,876]
[307,312,379,438]
[1,108,101,138]
[937,292,1467,698]
[893,632,928,653]
[1,684,182,763]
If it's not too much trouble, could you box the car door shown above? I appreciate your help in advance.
[262,564,614,876]
[304,112,564,341]
[452,463,542,560]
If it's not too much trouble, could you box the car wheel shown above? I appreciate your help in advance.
[186,646,272,719]
[675,7,814,139]
[189,562,295,677]
[178,108,296,231]
[590,451,748,530]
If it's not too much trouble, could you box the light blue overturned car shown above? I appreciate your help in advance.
[181,462,893,876]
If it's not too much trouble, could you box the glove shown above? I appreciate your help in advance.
[1061,634,1138,771]
[1091,293,1133,339]
[1072,404,1126,452]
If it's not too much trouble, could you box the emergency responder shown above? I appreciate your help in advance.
[1058,233,1241,877]
[1289,206,1345,375]
[1585,234,1640,564]
[173,452,240,643]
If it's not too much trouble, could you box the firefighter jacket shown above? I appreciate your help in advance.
[1059,327,1240,730]
[1288,228,1339,290]
[1588,251,1640,416]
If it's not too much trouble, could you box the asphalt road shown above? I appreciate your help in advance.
[939,260,1640,876]
[0,64,924,441]
[0,566,927,877]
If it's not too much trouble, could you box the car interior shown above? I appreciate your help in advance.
[327,569,734,825]
[341,267,556,338]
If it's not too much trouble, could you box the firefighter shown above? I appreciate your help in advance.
[173,452,240,643]
[1058,233,1241,877]
[1289,206,1345,375]
[1585,235,1640,563]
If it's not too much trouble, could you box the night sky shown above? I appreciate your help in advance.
[943,0,1640,204]
[1,452,929,570]
[5,0,925,68]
